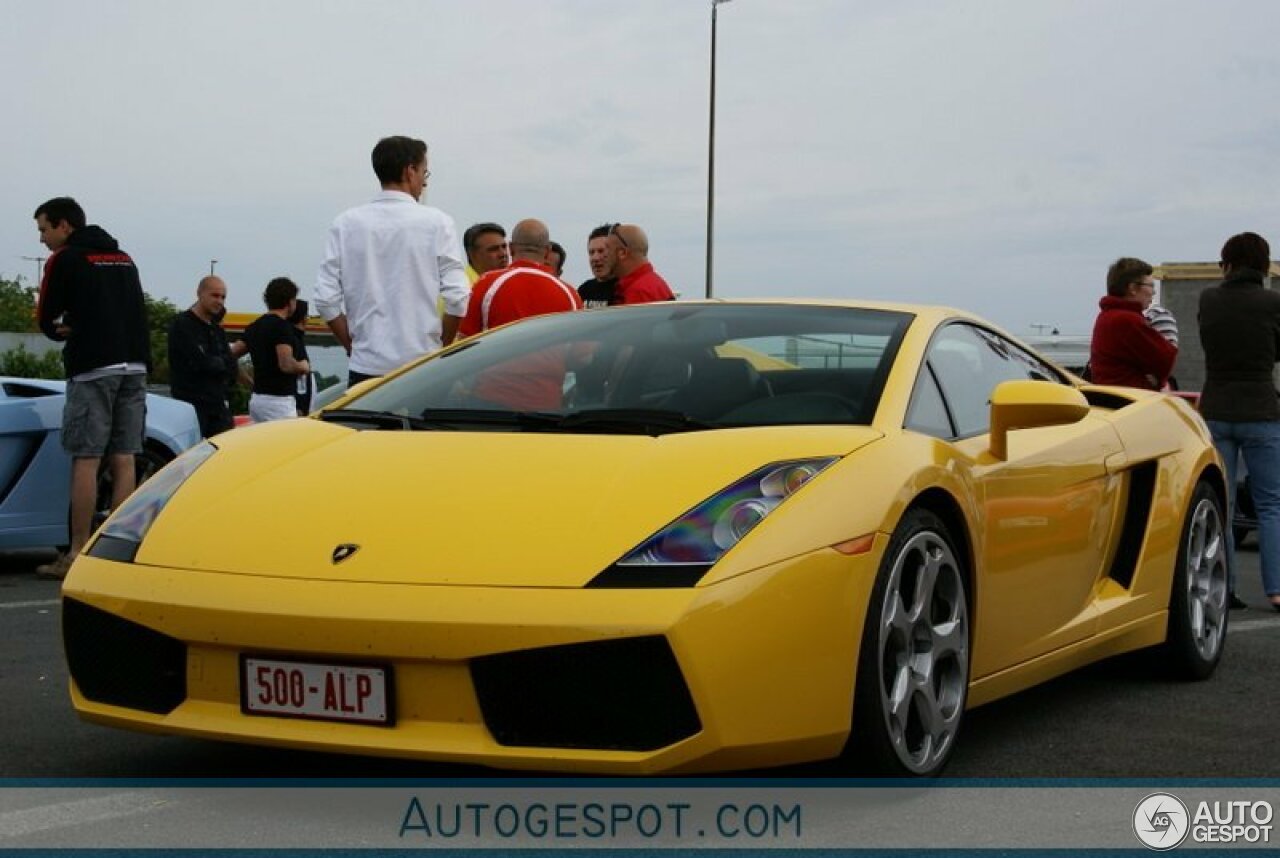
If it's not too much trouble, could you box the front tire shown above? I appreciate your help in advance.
[846,508,970,776]
[1163,480,1228,679]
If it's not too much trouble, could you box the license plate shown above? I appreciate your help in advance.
[241,656,393,726]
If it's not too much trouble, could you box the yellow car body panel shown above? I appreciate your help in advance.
[65,541,881,774]
[139,419,883,586]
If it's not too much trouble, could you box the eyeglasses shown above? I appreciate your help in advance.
[608,223,629,249]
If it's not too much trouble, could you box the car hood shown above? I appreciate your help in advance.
[134,419,881,586]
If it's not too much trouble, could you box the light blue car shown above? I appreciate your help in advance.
[0,376,201,550]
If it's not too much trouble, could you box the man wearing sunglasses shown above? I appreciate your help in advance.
[578,223,619,308]
[608,223,676,304]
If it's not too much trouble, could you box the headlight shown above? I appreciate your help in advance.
[588,457,837,588]
[86,441,217,563]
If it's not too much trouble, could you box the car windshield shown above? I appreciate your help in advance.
[337,304,912,434]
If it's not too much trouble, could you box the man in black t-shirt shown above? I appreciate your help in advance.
[244,277,311,423]
[578,224,619,309]
[168,275,246,437]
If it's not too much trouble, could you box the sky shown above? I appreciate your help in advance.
[3,0,1279,338]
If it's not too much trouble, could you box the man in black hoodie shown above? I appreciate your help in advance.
[34,197,151,579]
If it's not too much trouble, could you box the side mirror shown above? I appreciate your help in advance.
[989,380,1089,460]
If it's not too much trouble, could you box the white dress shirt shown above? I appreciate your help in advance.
[314,190,469,377]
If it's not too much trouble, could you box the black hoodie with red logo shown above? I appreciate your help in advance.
[37,225,151,377]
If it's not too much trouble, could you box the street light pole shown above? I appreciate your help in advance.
[19,255,46,286]
[210,259,218,276]
[706,0,733,300]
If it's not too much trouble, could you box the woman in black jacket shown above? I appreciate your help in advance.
[1198,231,1280,611]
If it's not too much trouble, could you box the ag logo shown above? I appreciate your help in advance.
[1133,792,1190,850]
[331,544,360,564]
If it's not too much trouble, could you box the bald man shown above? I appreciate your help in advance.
[167,275,247,437]
[607,223,675,304]
[460,218,582,337]
[459,218,583,409]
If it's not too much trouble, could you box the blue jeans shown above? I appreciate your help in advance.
[1206,419,1280,597]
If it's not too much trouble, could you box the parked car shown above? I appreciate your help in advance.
[61,301,1227,776]
[0,376,201,550]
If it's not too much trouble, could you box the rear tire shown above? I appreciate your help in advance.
[1163,480,1228,679]
[844,508,969,776]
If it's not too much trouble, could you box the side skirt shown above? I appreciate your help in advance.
[966,611,1166,709]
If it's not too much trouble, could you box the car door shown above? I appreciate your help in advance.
[910,323,1125,678]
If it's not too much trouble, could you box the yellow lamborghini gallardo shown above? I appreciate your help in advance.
[61,300,1228,776]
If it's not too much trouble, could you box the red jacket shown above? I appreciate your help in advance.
[616,262,675,304]
[1089,296,1177,390]
[460,259,582,336]
[460,259,582,410]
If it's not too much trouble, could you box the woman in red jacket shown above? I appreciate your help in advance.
[1089,257,1177,389]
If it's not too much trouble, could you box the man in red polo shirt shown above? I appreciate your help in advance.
[460,218,582,409]
[460,218,581,335]
[608,223,676,304]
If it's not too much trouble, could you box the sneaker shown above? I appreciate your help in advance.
[35,553,74,581]
[1229,592,1248,611]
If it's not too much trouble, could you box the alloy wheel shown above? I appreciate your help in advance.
[1184,496,1228,661]
[875,529,969,775]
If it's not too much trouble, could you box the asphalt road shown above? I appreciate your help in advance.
[2,546,1278,779]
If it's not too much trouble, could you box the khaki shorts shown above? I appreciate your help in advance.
[61,374,147,458]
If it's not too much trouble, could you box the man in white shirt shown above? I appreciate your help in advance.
[314,135,470,386]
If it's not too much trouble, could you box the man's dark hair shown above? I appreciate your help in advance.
[371,136,427,185]
[33,197,86,230]
[549,241,566,275]
[1221,232,1271,273]
[463,222,506,254]
[588,223,613,240]
[1105,257,1153,297]
[263,277,299,310]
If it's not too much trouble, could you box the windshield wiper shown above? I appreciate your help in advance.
[417,408,562,430]
[316,409,436,431]
[553,409,717,436]
[321,407,715,436]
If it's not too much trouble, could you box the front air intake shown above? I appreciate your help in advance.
[471,635,701,751]
[63,598,186,714]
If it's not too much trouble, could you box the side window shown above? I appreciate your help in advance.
[977,329,1063,383]
[927,324,1063,437]
[906,363,954,438]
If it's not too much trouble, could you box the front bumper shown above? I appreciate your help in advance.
[62,544,880,774]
